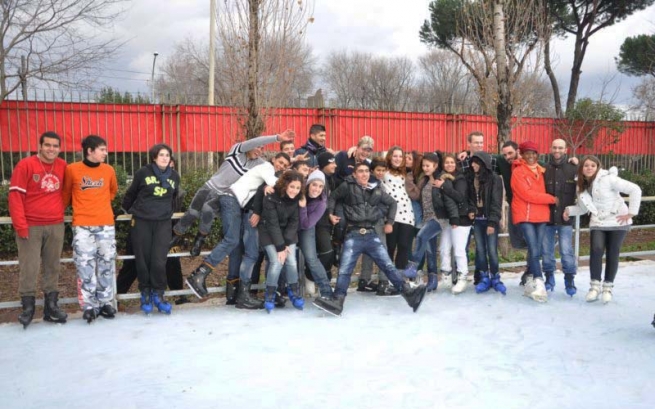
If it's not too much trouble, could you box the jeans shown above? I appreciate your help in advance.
[174,185,221,235]
[473,219,499,275]
[299,227,332,295]
[410,219,442,273]
[440,224,471,274]
[263,244,298,287]
[335,231,405,297]
[237,211,260,282]
[360,222,388,282]
[542,225,576,275]
[589,229,628,283]
[205,194,242,267]
[519,222,547,279]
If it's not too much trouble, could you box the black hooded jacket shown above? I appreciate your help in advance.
[544,154,577,225]
[467,151,503,228]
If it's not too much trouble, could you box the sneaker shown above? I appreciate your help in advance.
[526,276,548,303]
[98,304,116,319]
[357,279,378,292]
[438,272,453,291]
[452,272,468,294]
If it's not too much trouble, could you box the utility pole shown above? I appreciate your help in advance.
[19,55,27,101]
[151,52,159,103]
[208,0,216,105]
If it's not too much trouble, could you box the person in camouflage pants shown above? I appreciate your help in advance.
[73,226,116,312]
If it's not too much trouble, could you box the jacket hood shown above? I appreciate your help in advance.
[471,151,493,171]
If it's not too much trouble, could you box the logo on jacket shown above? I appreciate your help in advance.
[80,176,104,190]
[40,174,61,192]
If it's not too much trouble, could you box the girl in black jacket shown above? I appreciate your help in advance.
[259,171,304,313]
[122,144,180,315]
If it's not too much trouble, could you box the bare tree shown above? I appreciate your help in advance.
[416,50,476,113]
[217,0,315,138]
[0,0,128,101]
[321,50,372,109]
[631,77,655,121]
[367,56,415,111]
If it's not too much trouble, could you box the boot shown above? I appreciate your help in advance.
[426,273,438,293]
[475,271,492,293]
[287,283,305,310]
[526,276,548,303]
[438,272,452,291]
[313,293,345,316]
[403,261,418,279]
[564,273,577,297]
[98,304,116,319]
[376,280,400,297]
[264,286,277,313]
[83,308,96,324]
[452,272,468,294]
[190,232,208,257]
[544,272,555,292]
[519,270,530,286]
[152,290,172,314]
[43,291,68,323]
[18,296,36,329]
[186,263,212,298]
[169,231,186,251]
[357,279,378,292]
[225,278,240,305]
[275,290,287,308]
[601,282,614,304]
[586,280,601,302]
[236,280,264,310]
[401,283,428,313]
[491,273,507,295]
[140,289,153,315]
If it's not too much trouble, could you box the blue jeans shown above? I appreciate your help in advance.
[205,194,242,268]
[410,219,441,273]
[263,244,298,287]
[519,222,547,279]
[335,231,405,297]
[473,219,499,275]
[238,211,260,282]
[299,227,332,296]
[542,225,576,275]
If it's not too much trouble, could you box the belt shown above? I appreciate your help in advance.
[347,226,375,235]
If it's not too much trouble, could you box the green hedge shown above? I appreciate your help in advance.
[619,170,655,225]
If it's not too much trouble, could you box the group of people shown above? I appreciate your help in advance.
[7,126,646,326]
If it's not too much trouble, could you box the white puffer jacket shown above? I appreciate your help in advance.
[566,167,641,228]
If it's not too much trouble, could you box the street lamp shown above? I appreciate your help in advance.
[151,52,159,103]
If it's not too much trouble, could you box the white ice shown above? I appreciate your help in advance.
[1,262,654,409]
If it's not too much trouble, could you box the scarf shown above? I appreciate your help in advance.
[151,163,172,189]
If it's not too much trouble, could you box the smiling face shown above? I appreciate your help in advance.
[389,148,404,169]
[307,180,324,198]
[154,149,171,169]
[247,146,263,160]
[356,146,372,162]
[273,156,291,172]
[471,161,481,173]
[521,150,538,165]
[582,159,599,179]
[286,180,302,199]
[404,152,413,168]
[354,165,370,186]
[373,165,387,180]
[39,136,61,164]
[422,159,438,176]
[311,131,327,147]
[282,143,295,158]
[501,145,518,164]
[551,139,567,161]
[468,134,484,154]
[295,164,310,178]
[443,156,456,173]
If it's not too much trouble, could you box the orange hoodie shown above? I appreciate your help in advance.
[62,161,118,227]
[510,159,556,224]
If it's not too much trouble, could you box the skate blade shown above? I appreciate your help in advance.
[43,316,67,324]
[311,301,341,317]
[185,278,206,299]
[412,286,429,313]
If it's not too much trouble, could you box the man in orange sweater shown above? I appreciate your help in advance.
[62,135,118,323]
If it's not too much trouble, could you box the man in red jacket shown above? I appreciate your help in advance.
[8,131,69,329]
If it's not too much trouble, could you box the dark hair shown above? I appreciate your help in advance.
[409,150,423,177]
[309,124,326,135]
[577,155,602,194]
[274,152,291,163]
[467,131,484,143]
[385,146,406,176]
[149,143,173,163]
[81,135,107,158]
[370,156,387,170]
[354,162,370,172]
[39,131,61,145]
[468,156,491,184]
[441,153,458,174]
[292,160,309,170]
[280,140,294,151]
[502,140,518,150]
[274,170,305,200]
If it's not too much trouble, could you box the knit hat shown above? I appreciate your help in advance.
[358,135,374,150]
[307,169,325,185]
[317,152,335,169]
[519,141,539,154]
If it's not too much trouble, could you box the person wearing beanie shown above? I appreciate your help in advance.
[511,140,557,303]
[317,151,336,173]
[298,169,334,299]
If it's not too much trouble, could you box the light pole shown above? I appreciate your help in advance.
[151,52,159,103]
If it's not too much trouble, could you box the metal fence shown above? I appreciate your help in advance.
[1,197,653,310]
[2,100,655,183]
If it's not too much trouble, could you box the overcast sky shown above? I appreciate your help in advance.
[99,0,655,107]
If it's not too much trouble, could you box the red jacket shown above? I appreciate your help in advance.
[510,159,555,224]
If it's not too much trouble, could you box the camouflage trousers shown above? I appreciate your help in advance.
[73,225,116,311]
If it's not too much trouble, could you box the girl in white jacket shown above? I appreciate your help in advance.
[564,156,641,303]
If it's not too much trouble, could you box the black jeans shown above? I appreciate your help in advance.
[131,218,171,292]
[589,229,628,283]
[385,222,415,270]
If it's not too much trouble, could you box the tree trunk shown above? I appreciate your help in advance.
[566,30,589,114]
[246,0,264,139]
[544,37,562,118]
[493,0,511,150]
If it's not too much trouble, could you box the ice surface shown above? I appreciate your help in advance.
[1,262,654,409]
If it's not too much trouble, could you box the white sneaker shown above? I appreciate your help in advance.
[601,282,614,304]
[528,277,548,303]
[586,280,601,302]
[452,272,468,294]
[304,280,316,298]
[439,271,453,290]
[523,275,535,297]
